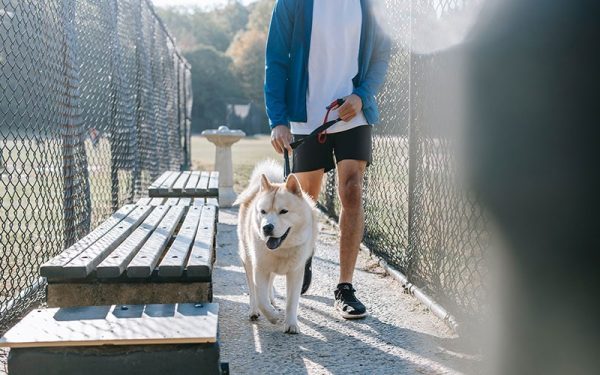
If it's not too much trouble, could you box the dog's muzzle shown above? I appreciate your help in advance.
[266,227,291,250]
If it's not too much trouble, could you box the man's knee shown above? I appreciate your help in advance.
[339,175,363,209]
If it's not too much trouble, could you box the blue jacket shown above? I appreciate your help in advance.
[264,0,392,129]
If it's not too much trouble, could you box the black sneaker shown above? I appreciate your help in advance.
[334,283,367,319]
[301,256,312,295]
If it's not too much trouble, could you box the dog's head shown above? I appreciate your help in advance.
[254,173,308,250]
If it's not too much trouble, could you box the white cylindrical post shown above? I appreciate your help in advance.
[201,126,245,207]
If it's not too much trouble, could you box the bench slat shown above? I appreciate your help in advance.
[158,171,180,194]
[148,171,171,190]
[172,171,190,193]
[186,205,217,278]
[158,206,203,277]
[126,205,185,278]
[164,197,180,206]
[96,206,169,278]
[136,197,152,205]
[192,198,205,206]
[61,206,153,279]
[206,197,219,206]
[195,171,210,195]
[184,171,201,191]
[0,303,219,348]
[207,171,219,196]
[149,197,166,206]
[40,205,136,278]
[178,197,192,206]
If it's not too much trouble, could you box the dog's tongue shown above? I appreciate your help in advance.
[266,236,282,250]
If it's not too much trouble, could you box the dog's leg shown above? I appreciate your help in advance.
[242,259,260,320]
[255,268,280,324]
[268,272,277,308]
[284,267,304,334]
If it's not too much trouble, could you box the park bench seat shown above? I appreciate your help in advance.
[0,303,221,375]
[136,196,219,207]
[40,203,217,307]
[148,170,219,198]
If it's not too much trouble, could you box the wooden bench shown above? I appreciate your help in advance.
[136,196,219,207]
[40,203,218,307]
[1,303,222,375]
[149,171,219,199]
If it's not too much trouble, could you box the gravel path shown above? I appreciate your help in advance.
[215,208,478,374]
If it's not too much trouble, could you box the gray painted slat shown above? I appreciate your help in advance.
[149,197,166,206]
[158,205,203,277]
[158,171,180,194]
[136,197,152,205]
[148,171,171,190]
[186,205,217,278]
[195,171,210,195]
[126,205,185,278]
[165,198,180,206]
[178,197,192,206]
[192,198,205,207]
[61,206,153,279]
[206,197,219,207]
[96,206,169,278]
[172,171,191,193]
[40,205,135,278]
[207,171,219,196]
[184,171,200,191]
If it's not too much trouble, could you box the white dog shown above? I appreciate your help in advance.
[234,160,317,334]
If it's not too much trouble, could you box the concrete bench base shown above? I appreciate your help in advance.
[8,343,221,375]
[47,282,212,308]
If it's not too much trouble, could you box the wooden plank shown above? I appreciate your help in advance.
[136,197,152,205]
[184,171,201,192]
[186,205,217,278]
[164,197,180,206]
[195,171,210,195]
[178,197,192,206]
[192,198,205,207]
[157,171,180,195]
[148,171,171,190]
[206,197,219,207]
[40,205,136,278]
[149,197,166,206]
[96,206,169,278]
[61,206,153,279]
[126,205,185,278]
[0,303,219,348]
[158,206,202,277]
[207,171,219,196]
[172,171,190,193]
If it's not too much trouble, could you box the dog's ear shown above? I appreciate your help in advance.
[260,174,273,192]
[285,174,302,196]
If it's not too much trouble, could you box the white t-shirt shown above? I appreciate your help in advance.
[290,0,369,135]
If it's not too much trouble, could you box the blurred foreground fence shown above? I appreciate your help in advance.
[0,0,191,332]
[320,0,489,326]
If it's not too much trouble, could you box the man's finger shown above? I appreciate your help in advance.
[271,138,283,154]
[280,137,292,154]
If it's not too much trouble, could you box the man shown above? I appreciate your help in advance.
[264,0,391,319]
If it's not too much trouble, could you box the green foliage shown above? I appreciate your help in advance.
[185,46,244,132]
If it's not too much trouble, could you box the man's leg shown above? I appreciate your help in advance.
[294,169,324,202]
[336,159,367,284]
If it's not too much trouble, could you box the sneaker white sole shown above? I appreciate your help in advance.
[339,310,368,319]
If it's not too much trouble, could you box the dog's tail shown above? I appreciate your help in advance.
[234,159,283,206]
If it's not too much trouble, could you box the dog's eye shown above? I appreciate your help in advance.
[260,209,266,215]
[279,209,288,214]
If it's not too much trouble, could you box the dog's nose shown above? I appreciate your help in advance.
[262,223,274,236]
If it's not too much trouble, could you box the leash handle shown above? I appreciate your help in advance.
[284,149,291,180]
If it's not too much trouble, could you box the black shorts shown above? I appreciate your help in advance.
[292,125,372,173]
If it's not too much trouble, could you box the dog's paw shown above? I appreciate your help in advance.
[249,312,260,321]
[284,322,300,334]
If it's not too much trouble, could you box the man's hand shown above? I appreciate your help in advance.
[338,94,363,122]
[271,125,292,154]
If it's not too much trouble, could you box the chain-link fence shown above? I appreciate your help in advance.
[320,0,489,325]
[0,0,191,333]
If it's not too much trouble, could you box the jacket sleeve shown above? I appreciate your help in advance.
[352,21,392,113]
[264,0,295,128]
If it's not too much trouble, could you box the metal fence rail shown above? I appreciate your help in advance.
[0,0,191,332]
[319,0,489,325]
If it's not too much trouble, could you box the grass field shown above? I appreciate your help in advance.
[191,134,279,193]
